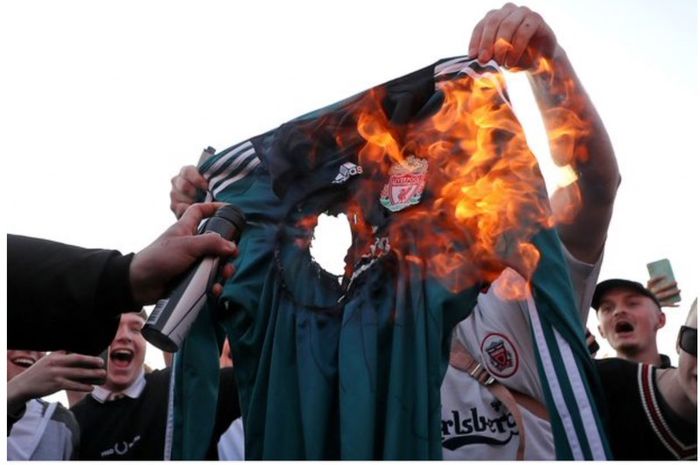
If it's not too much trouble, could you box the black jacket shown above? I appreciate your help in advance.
[71,367,240,460]
[7,234,139,354]
[596,358,696,460]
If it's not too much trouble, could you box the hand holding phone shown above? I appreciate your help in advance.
[71,350,109,385]
[646,258,682,306]
[7,351,107,404]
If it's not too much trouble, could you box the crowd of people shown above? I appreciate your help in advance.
[6,3,696,461]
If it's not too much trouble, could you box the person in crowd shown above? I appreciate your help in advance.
[7,350,105,459]
[71,310,239,460]
[8,202,238,355]
[439,3,618,459]
[585,274,680,361]
[596,298,697,459]
[593,278,673,367]
[168,4,619,460]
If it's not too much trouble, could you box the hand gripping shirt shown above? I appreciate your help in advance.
[166,56,610,460]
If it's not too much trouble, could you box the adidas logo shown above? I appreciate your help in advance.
[332,162,363,184]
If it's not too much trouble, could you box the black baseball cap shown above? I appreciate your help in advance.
[592,279,661,311]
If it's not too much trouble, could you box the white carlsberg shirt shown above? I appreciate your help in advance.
[440,246,602,460]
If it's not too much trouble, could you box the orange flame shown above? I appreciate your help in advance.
[352,57,587,297]
[530,55,591,224]
[295,55,590,299]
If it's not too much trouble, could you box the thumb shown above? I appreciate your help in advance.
[184,233,237,259]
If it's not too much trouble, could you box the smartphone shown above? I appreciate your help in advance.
[73,349,108,385]
[585,328,600,356]
[646,258,681,304]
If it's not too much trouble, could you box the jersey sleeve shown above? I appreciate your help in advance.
[561,245,604,325]
[198,139,261,201]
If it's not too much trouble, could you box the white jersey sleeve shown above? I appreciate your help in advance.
[440,245,603,460]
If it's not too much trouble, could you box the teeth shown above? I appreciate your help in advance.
[112,350,133,356]
[13,358,35,367]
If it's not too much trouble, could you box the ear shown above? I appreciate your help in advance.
[597,324,606,339]
[657,311,666,330]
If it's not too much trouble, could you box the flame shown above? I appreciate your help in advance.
[293,54,590,298]
[529,55,591,224]
[358,57,588,295]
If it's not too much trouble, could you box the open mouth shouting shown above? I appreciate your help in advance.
[109,348,135,369]
[614,320,635,335]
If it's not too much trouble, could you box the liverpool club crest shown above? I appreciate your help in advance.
[481,333,519,378]
[380,155,428,212]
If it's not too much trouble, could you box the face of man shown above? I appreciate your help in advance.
[7,350,45,382]
[105,313,147,392]
[597,287,665,358]
[677,308,697,407]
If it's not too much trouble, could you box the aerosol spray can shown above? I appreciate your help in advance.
[142,204,246,352]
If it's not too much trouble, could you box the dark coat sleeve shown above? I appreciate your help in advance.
[7,234,139,354]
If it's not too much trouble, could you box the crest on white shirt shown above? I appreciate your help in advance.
[481,333,519,378]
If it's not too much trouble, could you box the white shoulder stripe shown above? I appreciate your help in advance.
[434,57,499,78]
[434,56,472,75]
[433,57,483,76]
[208,146,257,189]
[212,157,261,197]
[433,58,510,110]
[203,140,253,177]
[554,328,607,459]
[526,295,584,459]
